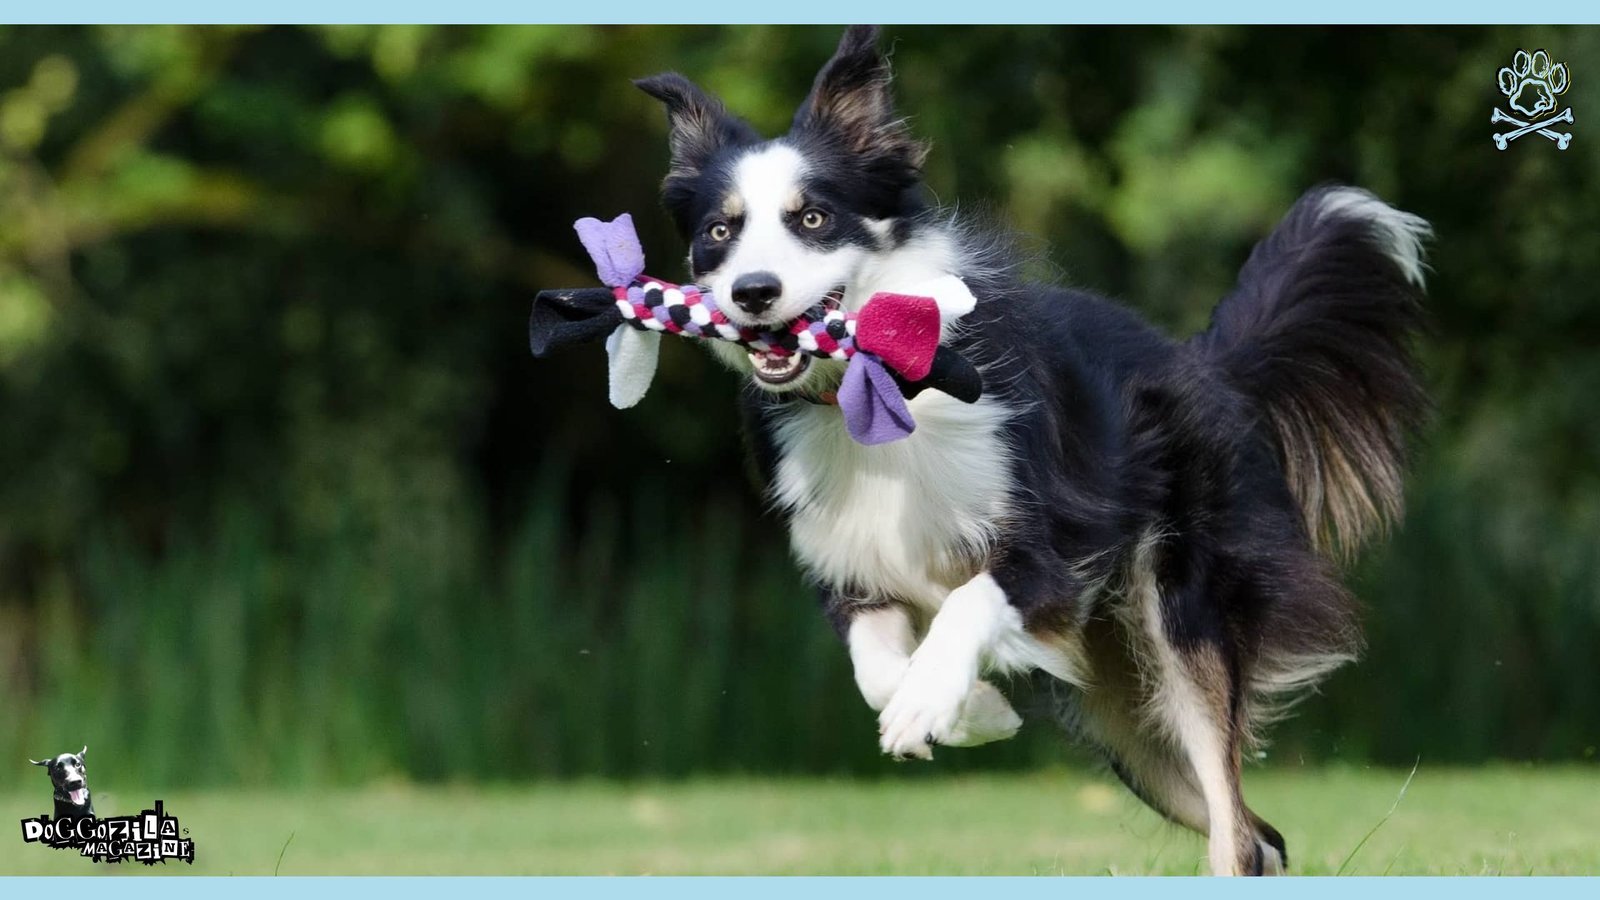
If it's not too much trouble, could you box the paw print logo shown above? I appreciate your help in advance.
[1493,49,1574,150]
[1500,49,1567,117]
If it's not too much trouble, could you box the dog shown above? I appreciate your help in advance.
[634,25,1428,875]
[30,746,95,819]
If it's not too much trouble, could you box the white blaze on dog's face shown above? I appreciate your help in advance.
[703,144,867,331]
[636,25,930,393]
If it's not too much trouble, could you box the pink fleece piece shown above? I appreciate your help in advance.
[853,292,941,382]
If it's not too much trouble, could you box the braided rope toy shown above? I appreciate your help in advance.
[530,214,983,445]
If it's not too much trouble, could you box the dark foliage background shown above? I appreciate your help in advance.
[1,25,1597,787]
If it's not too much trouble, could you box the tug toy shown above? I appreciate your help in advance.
[530,214,983,445]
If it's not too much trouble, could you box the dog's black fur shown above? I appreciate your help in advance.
[31,746,95,819]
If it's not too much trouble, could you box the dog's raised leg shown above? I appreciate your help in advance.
[848,605,918,714]
[873,573,1023,759]
[849,602,1022,759]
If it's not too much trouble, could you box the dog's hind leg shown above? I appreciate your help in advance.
[1124,557,1285,876]
[1070,616,1209,829]
[1069,612,1287,875]
[1081,698,1286,875]
[1160,648,1255,876]
[1068,540,1285,876]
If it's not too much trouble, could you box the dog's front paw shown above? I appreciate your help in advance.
[877,654,974,760]
[943,680,1023,747]
[855,656,910,713]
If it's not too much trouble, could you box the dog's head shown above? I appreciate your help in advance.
[636,25,929,392]
[30,746,90,809]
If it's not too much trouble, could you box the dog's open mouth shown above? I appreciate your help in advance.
[749,350,810,385]
[68,787,87,805]
[746,286,844,387]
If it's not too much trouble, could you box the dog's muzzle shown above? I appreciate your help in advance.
[745,286,844,387]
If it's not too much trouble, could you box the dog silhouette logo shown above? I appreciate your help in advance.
[1494,49,1574,150]
[29,746,94,819]
[20,747,195,865]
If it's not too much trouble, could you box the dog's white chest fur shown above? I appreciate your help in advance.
[770,393,1014,611]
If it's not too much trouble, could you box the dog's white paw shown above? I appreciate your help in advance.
[943,680,1022,747]
[877,654,974,760]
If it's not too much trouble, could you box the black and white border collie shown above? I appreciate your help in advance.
[636,26,1429,875]
[31,746,95,819]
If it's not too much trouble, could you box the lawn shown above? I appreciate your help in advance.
[2,766,1595,875]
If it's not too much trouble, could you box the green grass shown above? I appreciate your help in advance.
[4,766,1596,875]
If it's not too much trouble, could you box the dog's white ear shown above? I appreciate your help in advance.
[29,758,49,766]
[79,745,87,759]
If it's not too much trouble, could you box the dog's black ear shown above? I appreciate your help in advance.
[79,746,87,759]
[793,26,927,172]
[635,73,759,184]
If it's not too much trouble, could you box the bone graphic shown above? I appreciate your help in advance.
[1493,107,1575,150]
[1491,108,1573,149]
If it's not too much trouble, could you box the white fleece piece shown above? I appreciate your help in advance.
[605,325,660,409]
[905,274,977,320]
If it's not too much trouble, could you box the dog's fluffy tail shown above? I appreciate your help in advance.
[1193,186,1431,561]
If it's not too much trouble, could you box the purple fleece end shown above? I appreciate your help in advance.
[574,214,647,288]
[840,354,916,445]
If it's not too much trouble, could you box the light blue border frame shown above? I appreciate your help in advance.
[0,876,1596,890]
[4,875,1600,891]
[3,4,1598,24]
[1,9,1595,890]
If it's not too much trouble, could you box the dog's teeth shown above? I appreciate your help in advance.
[748,349,806,384]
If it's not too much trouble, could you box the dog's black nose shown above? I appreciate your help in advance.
[731,272,782,315]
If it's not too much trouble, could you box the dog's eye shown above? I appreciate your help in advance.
[801,209,827,229]
[707,222,730,242]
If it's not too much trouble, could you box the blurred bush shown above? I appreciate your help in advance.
[0,25,1596,786]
